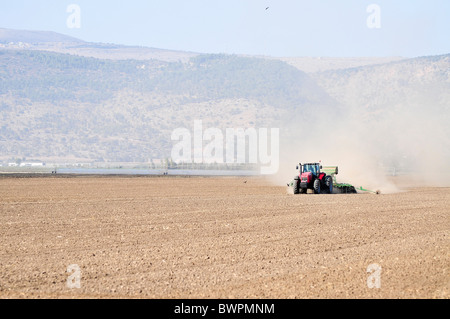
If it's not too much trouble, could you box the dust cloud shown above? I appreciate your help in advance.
[271,96,450,193]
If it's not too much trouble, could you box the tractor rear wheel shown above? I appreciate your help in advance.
[314,179,321,194]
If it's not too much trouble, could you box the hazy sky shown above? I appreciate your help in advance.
[1,0,449,57]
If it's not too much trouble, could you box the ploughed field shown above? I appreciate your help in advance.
[0,175,448,298]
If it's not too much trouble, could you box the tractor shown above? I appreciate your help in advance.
[291,163,334,194]
[288,163,362,194]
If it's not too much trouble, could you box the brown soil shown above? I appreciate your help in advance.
[0,175,448,299]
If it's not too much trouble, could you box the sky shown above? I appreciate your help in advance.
[0,0,449,57]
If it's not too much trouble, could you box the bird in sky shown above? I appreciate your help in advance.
[266,7,269,10]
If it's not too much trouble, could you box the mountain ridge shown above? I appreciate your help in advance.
[0,28,84,44]
[0,27,404,70]
[0,28,448,169]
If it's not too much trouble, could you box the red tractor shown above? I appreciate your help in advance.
[292,163,333,194]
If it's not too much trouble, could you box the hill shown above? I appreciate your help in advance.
[0,28,197,62]
[0,49,334,162]
[0,28,84,44]
[1,28,403,67]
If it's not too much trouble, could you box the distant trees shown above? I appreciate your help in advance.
[0,50,313,108]
[0,50,146,103]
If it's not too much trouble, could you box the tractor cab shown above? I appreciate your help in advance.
[302,163,321,176]
[297,163,322,176]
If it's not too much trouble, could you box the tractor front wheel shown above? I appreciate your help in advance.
[293,177,300,194]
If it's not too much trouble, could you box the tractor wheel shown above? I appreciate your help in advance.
[293,177,300,194]
[314,179,321,194]
[325,176,333,194]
